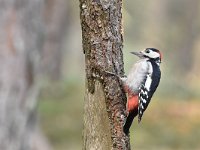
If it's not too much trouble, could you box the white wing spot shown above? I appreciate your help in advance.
[142,98,147,103]
[144,75,152,91]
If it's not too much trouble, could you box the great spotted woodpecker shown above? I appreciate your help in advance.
[106,48,162,135]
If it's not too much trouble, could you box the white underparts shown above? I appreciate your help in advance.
[124,59,152,94]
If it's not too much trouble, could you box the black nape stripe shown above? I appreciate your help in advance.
[147,48,159,52]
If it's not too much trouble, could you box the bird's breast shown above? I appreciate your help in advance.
[126,60,149,94]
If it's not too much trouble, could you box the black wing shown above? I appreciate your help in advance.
[138,74,151,123]
[138,61,161,123]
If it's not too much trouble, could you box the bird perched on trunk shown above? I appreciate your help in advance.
[106,48,162,135]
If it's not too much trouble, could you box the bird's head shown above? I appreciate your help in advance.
[131,48,162,63]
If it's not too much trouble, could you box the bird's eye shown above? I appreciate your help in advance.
[145,49,150,53]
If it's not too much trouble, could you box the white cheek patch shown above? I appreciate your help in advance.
[148,51,160,58]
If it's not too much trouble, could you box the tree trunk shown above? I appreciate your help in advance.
[0,0,50,150]
[80,0,130,149]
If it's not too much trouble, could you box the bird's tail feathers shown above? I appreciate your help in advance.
[123,110,138,135]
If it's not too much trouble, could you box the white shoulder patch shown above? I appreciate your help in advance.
[144,62,153,91]
[144,74,152,91]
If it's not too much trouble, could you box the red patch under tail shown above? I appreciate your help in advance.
[127,94,139,113]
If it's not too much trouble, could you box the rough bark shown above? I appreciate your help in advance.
[80,0,130,149]
[0,0,50,150]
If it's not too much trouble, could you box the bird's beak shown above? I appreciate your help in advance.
[130,51,144,58]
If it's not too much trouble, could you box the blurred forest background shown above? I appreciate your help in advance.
[1,0,200,150]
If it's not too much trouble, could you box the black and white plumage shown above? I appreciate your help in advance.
[122,48,162,134]
[104,48,162,135]
[138,59,161,122]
